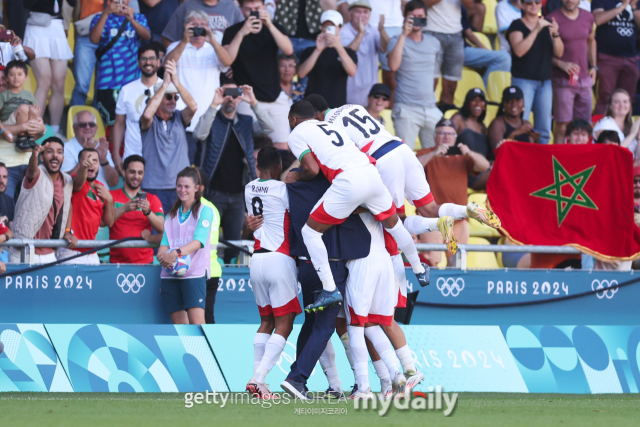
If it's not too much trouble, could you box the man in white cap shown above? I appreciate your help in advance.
[298,9,358,108]
[139,60,197,213]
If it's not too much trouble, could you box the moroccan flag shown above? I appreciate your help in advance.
[487,142,640,261]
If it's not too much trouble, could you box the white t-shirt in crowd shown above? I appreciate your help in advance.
[341,22,383,106]
[0,43,17,67]
[338,0,404,28]
[61,137,115,185]
[166,41,227,132]
[426,0,463,34]
[115,77,162,161]
[496,1,522,52]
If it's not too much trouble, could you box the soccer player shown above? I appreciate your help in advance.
[244,147,302,399]
[286,100,429,311]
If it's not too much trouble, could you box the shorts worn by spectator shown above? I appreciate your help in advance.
[461,6,511,88]
[365,83,390,128]
[279,54,306,104]
[507,0,563,145]
[565,119,592,144]
[109,155,165,264]
[487,86,538,154]
[275,0,323,59]
[194,83,257,264]
[70,0,102,107]
[299,10,359,108]
[139,0,181,43]
[592,0,640,115]
[111,44,163,175]
[424,0,471,107]
[59,149,115,265]
[9,137,77,264]
[0,163,15,263]
[90,0,151,126]
[140,61,196,213]
[62,110,118,187]
[496,0,522,53]
[162,0,244,47]
[416,118,489,265]
[548,0,596,144]
[223,0,294,149]
[166,9,232,162]
[340,0,389,107]
[388,1,443,149]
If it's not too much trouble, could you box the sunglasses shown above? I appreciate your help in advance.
[373,94,389,101]
[524,0,542,4]
[635,179,640,184]
[77,122,97,128]
[437,132,456,137]
[165,94,180,101]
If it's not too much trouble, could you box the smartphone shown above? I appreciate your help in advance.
[325,26,336,35]
[412,17,427,27]
[224,87,243,98]
[250,11,260,20]
[136,192,147,200]
[0,29,13,42]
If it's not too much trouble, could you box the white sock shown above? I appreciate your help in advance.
[51,125,60,133]
[395,344,416,374]
[438,203,468,220]
[320,340,341,390]
[347,325,369,391]
[372,359,391,383]
[254,333,286,384]
[364,326,400,379]
[339,332,355,373]
[301,224,336,292]
[385,220,424,274]
[253,333,270,374]
[403,215,439,235]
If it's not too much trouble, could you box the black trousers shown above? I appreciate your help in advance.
[205,277,220,324]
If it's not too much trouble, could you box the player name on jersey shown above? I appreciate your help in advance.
[244,179,291,256]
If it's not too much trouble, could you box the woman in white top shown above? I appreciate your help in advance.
[593,89,637,157]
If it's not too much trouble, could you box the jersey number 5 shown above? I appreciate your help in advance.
[317,124,344,147]
[342,109,381,138]
[251,197,264,216]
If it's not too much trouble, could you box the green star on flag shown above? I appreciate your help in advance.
[530,157,598,226]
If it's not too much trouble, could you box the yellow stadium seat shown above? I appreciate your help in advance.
[484,104,498,127]
[454,69,486,108]
[67,106,106,140]
[469,32,492,50]
[482,0,498,35]
[24,65,38,95]
[466,237,500,269]
[86,72,96,105]
[379,109,394,135]
[434,77,442,102]
[64,68,74,106]
[494,35,500,51]
[468,193,501,238]
[495,236,505,268]
[444,108,458,119]
[487,71,511,104]
[67,22,75,61]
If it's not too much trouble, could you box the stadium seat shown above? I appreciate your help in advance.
[483,104,499,128]
[591,114,604,125]
[454,69,485,107]
[67,105,106,140]
[434,78,442,102]
[470,32,492,50]
[487,71,511,104]
[24,65,37,94]
[64,68,74,107]
[444,108,458,119]
[67,22,75,61]
[86,72,96,105]
[468,193,501,238]
[495,236,506,268]
[466,237,500,269]
[494,35,500,51]
[482,0,498,35]
[379,109,394,135]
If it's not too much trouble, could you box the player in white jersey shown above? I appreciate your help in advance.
[286,100,429,312]
[244,147,301,399]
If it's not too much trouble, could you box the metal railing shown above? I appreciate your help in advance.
[1,239,580,269]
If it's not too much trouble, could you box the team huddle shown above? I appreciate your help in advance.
[244,97,501,400]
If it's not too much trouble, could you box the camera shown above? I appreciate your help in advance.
[224,87,243,98]
[325,26,336,35]
[192,26,205,37]
[412,17,427,27]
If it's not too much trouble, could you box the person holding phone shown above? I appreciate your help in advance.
[109,154,165,264]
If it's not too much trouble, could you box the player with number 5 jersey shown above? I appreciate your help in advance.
[286,100,429,312]
[244,147,301,400]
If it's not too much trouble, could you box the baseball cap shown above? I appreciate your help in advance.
[153,81,178,94]
[634,166,640,178]
[435,118,455,129]
[368,83,391,98]
[464,87,486,104]
[321,10,344,26]
[349,0,372,10]
[502,86,524,102]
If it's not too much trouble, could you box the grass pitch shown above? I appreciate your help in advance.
[1,393,639,427]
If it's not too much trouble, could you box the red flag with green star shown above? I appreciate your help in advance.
[487,142,640,261]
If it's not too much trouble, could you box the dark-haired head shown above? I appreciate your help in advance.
[595,130,621,145]
[288,100,315,130]
[305,94,329,120]
[257,146,282,179]
[460,88,486,123]
[168,167,204,219]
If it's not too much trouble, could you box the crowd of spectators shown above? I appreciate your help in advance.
[0,0,638,277]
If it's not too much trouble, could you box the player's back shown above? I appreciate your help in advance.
[358,212,387,255]
[324,104,400,154]
[244,179,290,255]
[288,119,371,182]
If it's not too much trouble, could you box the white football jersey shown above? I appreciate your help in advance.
[288,119,371,182]
[324,104,400,154]
[359,212,387,255]
[245,179,290,255]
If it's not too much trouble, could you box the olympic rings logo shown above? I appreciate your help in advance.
[591,279,618,299]
[617,27,634,37]
[117,273,146,294]
[436,277,465,297]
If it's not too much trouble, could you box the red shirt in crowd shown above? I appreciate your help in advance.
[109,189,164,264]
[71,179,106,253]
